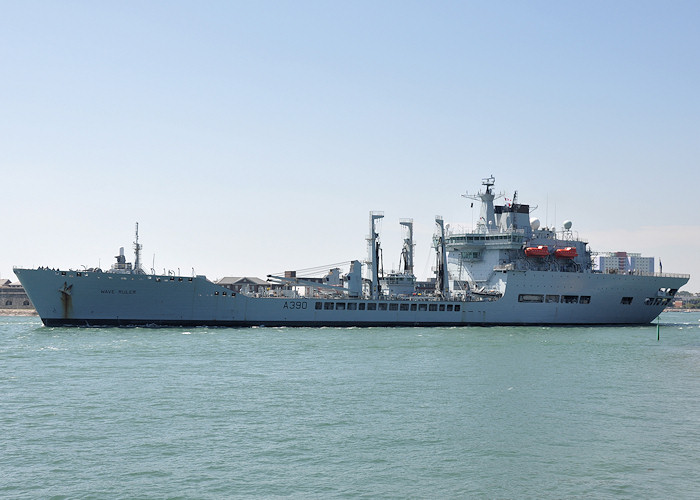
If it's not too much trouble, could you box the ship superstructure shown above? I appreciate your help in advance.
[445,176,590,297]
[14,177,689,327]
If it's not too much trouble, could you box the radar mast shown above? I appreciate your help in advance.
[462,175,502,232]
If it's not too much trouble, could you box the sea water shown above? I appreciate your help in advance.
[2,313,700,499]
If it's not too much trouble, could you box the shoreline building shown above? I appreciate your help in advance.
[595,252,654,274]
[0,279,35,310]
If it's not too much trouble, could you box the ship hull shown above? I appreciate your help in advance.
[14,268,687,327]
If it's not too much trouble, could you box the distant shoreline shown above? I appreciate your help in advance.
[0,309,38,316]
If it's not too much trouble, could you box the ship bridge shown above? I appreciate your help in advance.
[445,229,527,252]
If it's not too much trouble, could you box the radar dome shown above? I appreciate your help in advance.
[530,218,541,231]
[563,220,572,230]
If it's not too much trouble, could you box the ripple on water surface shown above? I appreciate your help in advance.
[1,313,700,498]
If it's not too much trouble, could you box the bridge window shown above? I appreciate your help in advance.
[621,297,633,305]
[378,303,388,311]
[429,304,438,311]
[562,295,578,303]
[367,303,376,311]
[347,302,357,310]
[546,295,559,303]
[324,302,334,310]
[400,303,409,311]
[580,296,591,304]
[315,302,322,310]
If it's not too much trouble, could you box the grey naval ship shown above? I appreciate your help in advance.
[15,177,689,327]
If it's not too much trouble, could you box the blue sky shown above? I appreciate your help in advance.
[2,1,699,290]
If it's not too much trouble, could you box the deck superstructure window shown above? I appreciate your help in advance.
[455,305,461,312]
[367,303,376,311]
[389,303,398,311]
[359,303,366,310]
[315,302,322,310]
[347,302,357,310]
[418,304,427,311]
[324,302,334,310]
[545,295,559,303]
[579,296,591,304]
[621,297,633,305]
[429,304,438,311]
[447,304,453,311]
[400,303,409,311]
[336,302,346,310]
[519,294,544,303]
[378,303,388,311]
[562,295,578,303]
[410,304,417,311]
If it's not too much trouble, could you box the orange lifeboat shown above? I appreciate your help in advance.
[524,245,549,257]
[555,247,578,259]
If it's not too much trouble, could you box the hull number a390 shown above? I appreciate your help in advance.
[283,301,307,310]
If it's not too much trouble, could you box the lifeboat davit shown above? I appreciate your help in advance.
[555,247,578,259]
[524,245,549,257]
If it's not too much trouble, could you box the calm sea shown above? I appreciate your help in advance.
[2,313,700,499]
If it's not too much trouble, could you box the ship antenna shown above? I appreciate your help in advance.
[134,222,143,274]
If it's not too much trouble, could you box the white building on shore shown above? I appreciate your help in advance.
[595,252,655,274]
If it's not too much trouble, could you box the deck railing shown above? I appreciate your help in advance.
[597,270,690,279]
